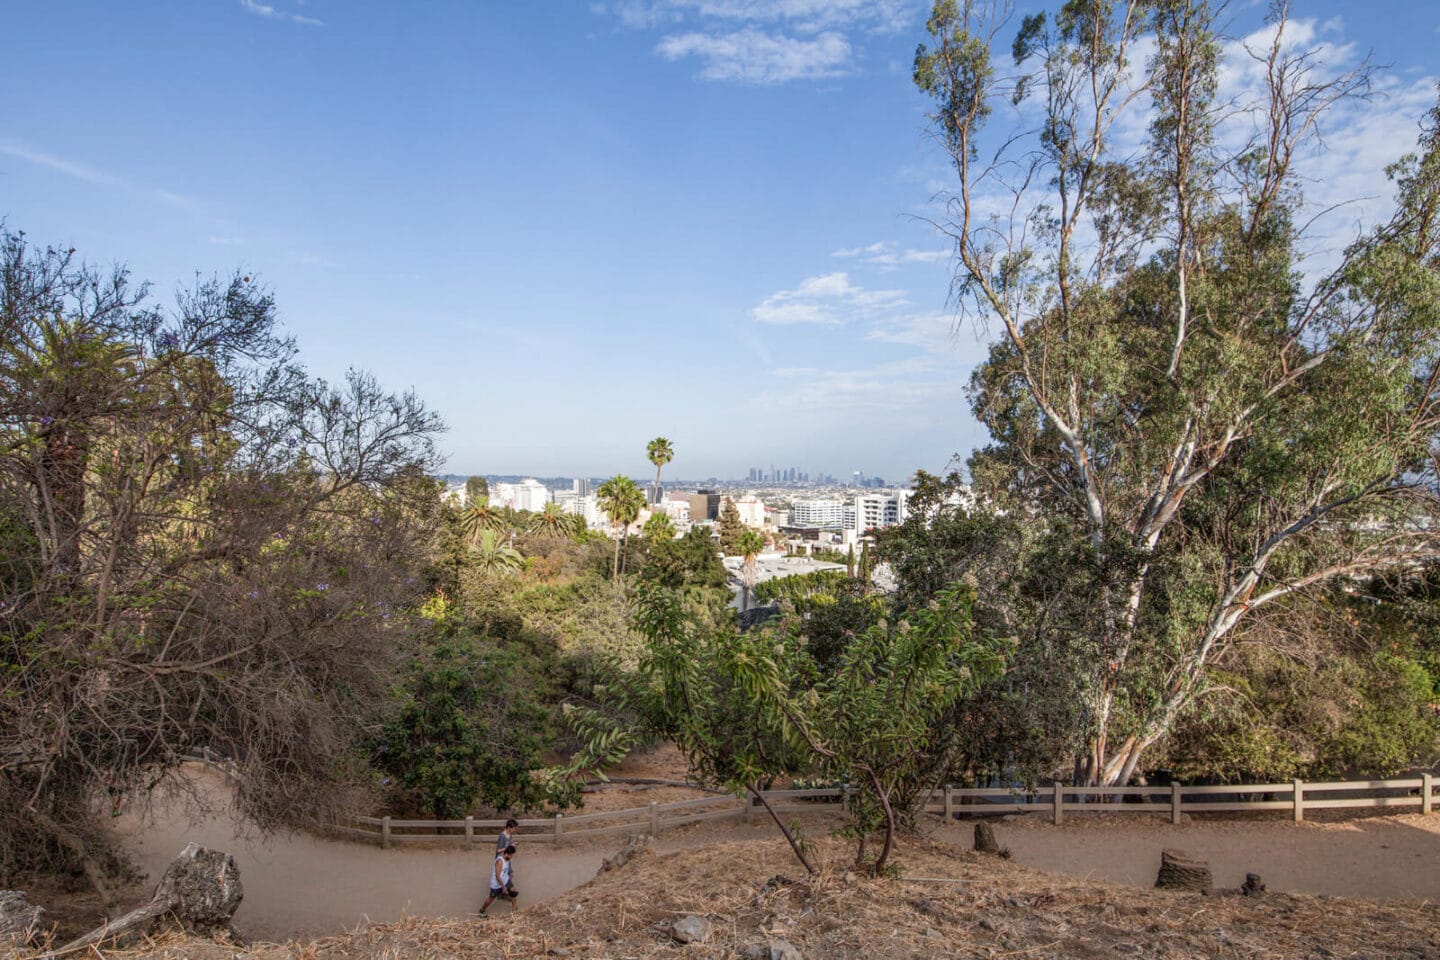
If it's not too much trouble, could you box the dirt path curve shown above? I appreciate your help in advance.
[126,804,608,942]
[121,772,1440,943]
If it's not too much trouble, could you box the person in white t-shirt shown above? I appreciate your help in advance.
[478,845,518,915]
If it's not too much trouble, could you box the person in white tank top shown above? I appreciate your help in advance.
[479,845,518,915]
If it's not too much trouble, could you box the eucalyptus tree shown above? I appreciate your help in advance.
[0,229,444,907]
[597,475,646,579]
[915,0,1440,783]
[646,436,674,504]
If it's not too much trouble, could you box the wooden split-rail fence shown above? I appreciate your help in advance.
[337,775,1438,849]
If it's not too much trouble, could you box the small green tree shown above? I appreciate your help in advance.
[643,525,728,591]
[465,475,489,504]
[717,497,744,554]
[618,583,1007,874]
[643,511,676,541]
[762,584,1007,871]
[374,631,553,819]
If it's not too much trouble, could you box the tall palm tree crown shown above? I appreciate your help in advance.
[529,501,582,539]
[736,529,766,611]
[596,475,646,579]
[646,436,674,504]
[462,497,506,542]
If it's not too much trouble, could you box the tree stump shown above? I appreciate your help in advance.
[1241,873,1266,897]
[974,821,1001,854]
[0,891,45,949]
[1155,849,1211,891]
[47,843,242,955]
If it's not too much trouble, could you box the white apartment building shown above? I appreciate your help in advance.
[853,492,910,535]
[735,494,766,529]
[790,498,846,529]
[489,478,551,512]
[657,495,692,522]
[557,494,610,531]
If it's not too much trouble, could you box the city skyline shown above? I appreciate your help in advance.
[4,2,1437,480]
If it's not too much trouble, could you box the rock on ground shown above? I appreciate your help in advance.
[669,914,711,944]
[0,890,45,948]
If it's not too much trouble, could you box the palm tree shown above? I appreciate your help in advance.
[596,475,646,579]
[646,437,674,505]
[529,501,581,539]
[462,497,507,542]
[643,512,676,541]
[469,528,524,575]
[736,529,766,611]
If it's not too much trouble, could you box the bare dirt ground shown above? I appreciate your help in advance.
[935,810,1440,902]
[72,836,1440,960]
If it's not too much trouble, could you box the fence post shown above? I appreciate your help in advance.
[381,816,392,849]
[1292,779,1305,822]
[465,816,474,847]
[1171,782,1182,825]
[944,784,954,824]
[649,801,659,836]
[1054,782,1064,825]
[745,795,755,827]
[555,813,563,845]
[1423,773,1433,816]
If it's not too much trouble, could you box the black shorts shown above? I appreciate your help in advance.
[490,886,517,900]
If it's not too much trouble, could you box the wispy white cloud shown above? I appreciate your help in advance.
[752,271,906,325]
[0,143,117,185]
[239,0,324,27]
[153,188,204,211]
[832,239,949,268]
[656,29,848,83]
[601,0,912,33]
[600,0,917,83]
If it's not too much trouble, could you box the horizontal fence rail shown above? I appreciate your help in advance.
[337,774,1436,848]
[923,774,1438,826]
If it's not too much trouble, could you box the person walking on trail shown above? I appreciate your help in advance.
[479,845,518,915]
[496,818,519,888]
[496,818,518,854]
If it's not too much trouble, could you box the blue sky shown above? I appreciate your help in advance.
[4,1,1439,482]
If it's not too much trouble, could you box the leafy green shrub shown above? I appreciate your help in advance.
[373,627,556,818]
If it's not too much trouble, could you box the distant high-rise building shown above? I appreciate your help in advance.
[687,489,722,522]
[572,477,591,498]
